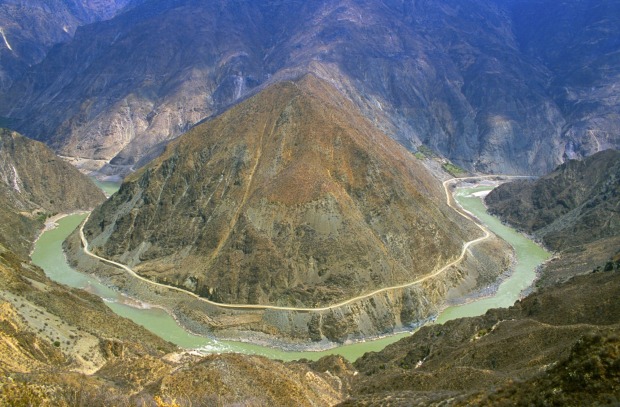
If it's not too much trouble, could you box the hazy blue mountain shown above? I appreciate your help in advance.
[0,0,618,177]
[509,0,620,160]
[0,0,144,90]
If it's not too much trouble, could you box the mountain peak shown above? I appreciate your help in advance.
[84,75,472,306]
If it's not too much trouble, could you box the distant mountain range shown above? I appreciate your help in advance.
[0,0,145,91]
[1,0,618,177]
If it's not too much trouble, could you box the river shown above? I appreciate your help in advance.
[30,182,549,361]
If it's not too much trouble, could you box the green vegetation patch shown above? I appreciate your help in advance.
[442,162,466,176]
[418,145,436,157]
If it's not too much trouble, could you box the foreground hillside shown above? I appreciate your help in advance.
[339,267,620,406]
[0,242,352,406]
[4,241,618,405]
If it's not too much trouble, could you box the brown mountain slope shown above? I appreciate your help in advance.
[0,129,105,256]
[485,149,620,286]
[83,74,476,307]
[0,124,348,406]
[339,268,620,406]
[0,242,351,406]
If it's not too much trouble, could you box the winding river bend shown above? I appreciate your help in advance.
[31,181,549,361]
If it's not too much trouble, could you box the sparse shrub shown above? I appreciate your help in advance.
[1,382,46,407]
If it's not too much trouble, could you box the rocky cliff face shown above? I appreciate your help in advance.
[509,0,620,161]
[485,148,620,287]
[485,149,620,250]
[83,75,476,307]
[4,0,617,176]
[340,268,620,406]
[0,129,105,256]
[0,0,142,91]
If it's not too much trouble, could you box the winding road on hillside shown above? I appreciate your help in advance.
[79,175,525,312]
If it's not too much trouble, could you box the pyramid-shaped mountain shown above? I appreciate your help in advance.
[83,75,474,306]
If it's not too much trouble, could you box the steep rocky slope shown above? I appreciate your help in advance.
[0,126,350,406]
[0,242,349,406]
[0,129,105,256]
[0,0,143,91]
[510,0,620,159]
[82,74,475,307]
[5,0,613,176]
[485,149,620,285]
[337,152,620,404]
[339,268,620,406]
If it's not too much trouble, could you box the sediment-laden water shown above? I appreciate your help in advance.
[31,183,549,361]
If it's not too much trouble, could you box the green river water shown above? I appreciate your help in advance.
[31,184,549,361]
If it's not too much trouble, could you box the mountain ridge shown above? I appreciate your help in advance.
[3,0,617,177]
[61,75,511,345]
[0,128,105,256]
[83,74,477,307]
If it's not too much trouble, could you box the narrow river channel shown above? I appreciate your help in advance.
[31,183,549,361]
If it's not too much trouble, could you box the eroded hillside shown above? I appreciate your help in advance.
[83,75,477,307]
[0,129,105,256]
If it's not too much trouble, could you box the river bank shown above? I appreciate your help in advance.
[32,177,548,359]
[64,176,513,348]
[435,183,550,323]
